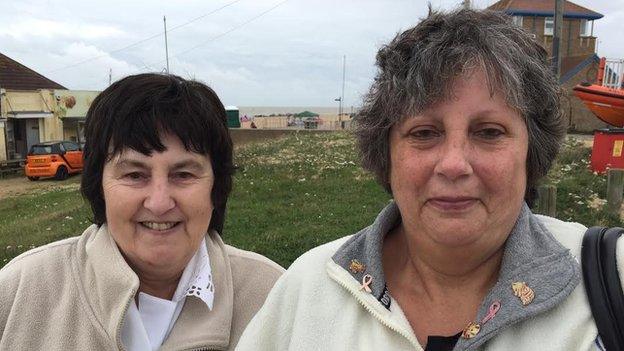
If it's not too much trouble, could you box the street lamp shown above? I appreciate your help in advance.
[334,97,342,117]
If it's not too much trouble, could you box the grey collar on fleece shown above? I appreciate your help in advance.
[331,201,581,350]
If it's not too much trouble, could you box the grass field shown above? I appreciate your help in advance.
[0,132,390,268]
[0,132,621,268]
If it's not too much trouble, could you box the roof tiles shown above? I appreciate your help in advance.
[0,52,66,91]
[488,0,603,20]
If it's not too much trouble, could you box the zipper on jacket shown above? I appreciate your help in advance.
[326,262,424,351]
[116,287,137,351]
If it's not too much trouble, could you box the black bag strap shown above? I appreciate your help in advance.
[582,226,624,350]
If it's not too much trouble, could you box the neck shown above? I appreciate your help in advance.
[136,270,183,300]
[121,255,186,300]
[383,224,506,302]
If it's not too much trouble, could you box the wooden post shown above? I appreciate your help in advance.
[552,0,564,79]
[607,169,624,214]
[537,185,557,217]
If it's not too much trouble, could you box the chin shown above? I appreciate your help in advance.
[141,247,184,268]
[427,222,485,247]
[433,232,482,248]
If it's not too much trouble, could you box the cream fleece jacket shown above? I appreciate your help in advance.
[236,205,623,351]
[0,224,284,351]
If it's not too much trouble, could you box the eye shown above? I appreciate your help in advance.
[409,127,442,140]
[172,171,197,181]
[475,127,505,140]
[123,172,147,181]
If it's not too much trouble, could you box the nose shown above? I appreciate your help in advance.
[143,177,176,215]
[433,134,474,181]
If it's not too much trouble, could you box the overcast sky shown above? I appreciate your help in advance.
[1,0,622,107]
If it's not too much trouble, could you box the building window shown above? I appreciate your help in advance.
[580,19,591,37]
[512,16,523,27]
[544,17,554,35]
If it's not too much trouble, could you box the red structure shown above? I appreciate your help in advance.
[591,129,624,173]
[572,57,624,173]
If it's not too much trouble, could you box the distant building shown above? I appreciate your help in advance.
[54,89,100,145]
[0,53,99,162]
[488,0,607,132]
[0,52,67,161]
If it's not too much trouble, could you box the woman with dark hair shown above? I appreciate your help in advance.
[0,73,283,350]
[237,8,621,351]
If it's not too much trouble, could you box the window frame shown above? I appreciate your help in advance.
[62,141,80,152]
[544,17,554,36]
[580,19,591,37]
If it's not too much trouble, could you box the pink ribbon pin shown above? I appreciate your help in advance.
[480,301,501,325]
[360,274,373,293]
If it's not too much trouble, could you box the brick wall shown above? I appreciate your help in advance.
[520,16,596,57]
[562,61,609,133]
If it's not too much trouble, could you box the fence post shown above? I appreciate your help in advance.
[607,169,624,214]
[537,185,557,217]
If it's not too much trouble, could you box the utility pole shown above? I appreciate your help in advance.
[340,55,346,117]
[108,68,112,85]
[552,0,564,79]
[164,16,170,73]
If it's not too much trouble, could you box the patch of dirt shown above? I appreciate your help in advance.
[0,175,81,200]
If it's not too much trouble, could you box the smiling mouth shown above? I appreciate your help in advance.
[140,221,180,231]
[428,197,478,211]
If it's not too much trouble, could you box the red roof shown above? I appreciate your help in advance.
[0,52,66,91]
[488,0,603,20]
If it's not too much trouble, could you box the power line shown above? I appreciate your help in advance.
[72,0,291,88]
[45,0,245,73]
[142,0,290,69]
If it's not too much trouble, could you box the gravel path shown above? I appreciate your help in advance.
[0,175,80,200]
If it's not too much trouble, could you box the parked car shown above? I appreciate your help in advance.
[24,141,83,181]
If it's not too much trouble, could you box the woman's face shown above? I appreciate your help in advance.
[102,133,214,276]
[388,70,528,249]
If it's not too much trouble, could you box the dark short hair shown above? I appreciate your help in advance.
[354,8,565,205]
[81,73,234,233]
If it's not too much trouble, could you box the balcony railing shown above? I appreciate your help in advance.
[541,35,596,56]
[598,58,624,90]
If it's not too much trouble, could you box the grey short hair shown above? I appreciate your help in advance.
[354,8,565,205]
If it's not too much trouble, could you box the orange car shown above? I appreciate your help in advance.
[25,141,84,181]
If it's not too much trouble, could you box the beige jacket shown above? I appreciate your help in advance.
[0,224,284,351]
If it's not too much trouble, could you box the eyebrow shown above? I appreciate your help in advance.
[171,159,208,172]
[113,159,148,170]
[113,158,209,172]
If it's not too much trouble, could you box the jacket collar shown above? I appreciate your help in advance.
[331,201,581,349]
[73,224,234,350]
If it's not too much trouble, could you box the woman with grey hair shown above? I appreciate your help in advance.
[237,8,622,351]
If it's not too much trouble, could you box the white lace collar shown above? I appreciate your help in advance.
[172,237,215,310]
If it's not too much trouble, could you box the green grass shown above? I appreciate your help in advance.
[0,132,621,268]
[543,137,622,227]
[224,132,390,267]
[0,186,93,265]
[0,132,390,268]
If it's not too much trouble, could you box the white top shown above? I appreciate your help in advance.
[121,238,215,351]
